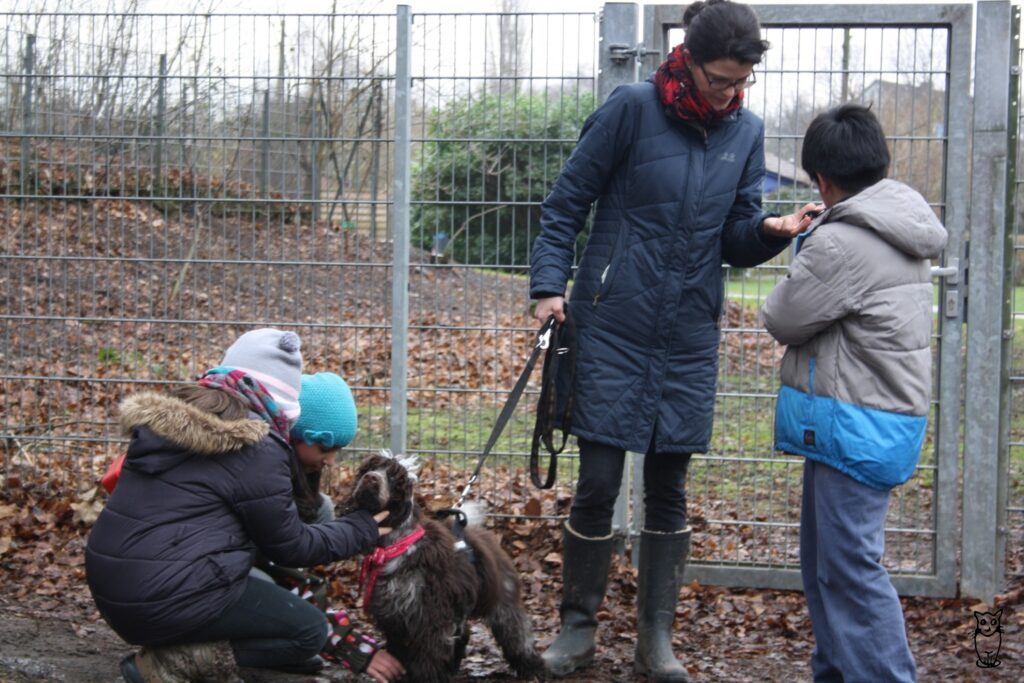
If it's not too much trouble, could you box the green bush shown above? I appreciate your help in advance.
[412,91,596,269]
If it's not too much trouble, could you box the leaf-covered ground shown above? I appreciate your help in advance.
[0,465,1021,683]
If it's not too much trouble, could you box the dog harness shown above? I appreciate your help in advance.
[359,524,426,610]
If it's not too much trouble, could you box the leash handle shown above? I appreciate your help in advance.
[530,313,575,489]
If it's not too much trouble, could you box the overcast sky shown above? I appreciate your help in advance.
[278,0,972,11]
[0,0,981,13]
[250,0,978,13]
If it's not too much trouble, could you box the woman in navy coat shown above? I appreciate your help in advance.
[530,2,815,680]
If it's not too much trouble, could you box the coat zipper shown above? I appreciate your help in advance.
[593,263,611,305]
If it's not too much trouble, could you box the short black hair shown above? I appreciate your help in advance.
[801,103,890,194]
[683,0,770,65]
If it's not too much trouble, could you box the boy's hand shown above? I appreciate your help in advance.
[762,203,824,238]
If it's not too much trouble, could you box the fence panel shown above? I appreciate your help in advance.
[0,11,400,502]
[403,9,599,516]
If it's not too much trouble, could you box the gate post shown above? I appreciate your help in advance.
[598,3,640,102]
[390,5,412,456]
[599,3,640,557]
[962,0,1016,602]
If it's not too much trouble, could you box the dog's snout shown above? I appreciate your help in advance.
[354,469,391,512]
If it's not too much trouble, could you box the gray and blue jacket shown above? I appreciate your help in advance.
[762,179,948,489]
[530,80,788,454]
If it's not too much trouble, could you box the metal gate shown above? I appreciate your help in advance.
[590,3,973,597]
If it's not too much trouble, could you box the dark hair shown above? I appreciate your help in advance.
[290,455,323,524]
[172,384,249,420]
[801,103,890,194]
[683,0,770,65]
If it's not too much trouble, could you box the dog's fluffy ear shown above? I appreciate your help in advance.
[380,448,420,483]
[398,455,419,482]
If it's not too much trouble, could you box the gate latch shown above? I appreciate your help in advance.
[931,257,961,319]
[608,43,656,63]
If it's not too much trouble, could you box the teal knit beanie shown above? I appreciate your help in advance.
[290,372,358,448]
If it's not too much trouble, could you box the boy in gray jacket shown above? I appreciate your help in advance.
[762,104,947,683]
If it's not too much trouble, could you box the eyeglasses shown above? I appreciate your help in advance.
[697,64,757,92]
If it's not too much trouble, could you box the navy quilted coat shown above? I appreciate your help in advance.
[85,391,379,645]
[530,81,788,454]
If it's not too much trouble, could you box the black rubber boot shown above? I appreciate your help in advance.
[541,522,614,678]
[635,528,692,683]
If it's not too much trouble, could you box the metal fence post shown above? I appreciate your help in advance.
[962,0,1015,602]
[600,2,640,558]
[390,5,412,456]
[933,1,974,600]
[154,54,167,198]
[20,34,35,199]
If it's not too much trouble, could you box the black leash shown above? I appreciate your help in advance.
[450,315,565,509]
[530,313,575,489]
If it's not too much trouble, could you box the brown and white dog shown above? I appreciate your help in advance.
[340,451,545,683]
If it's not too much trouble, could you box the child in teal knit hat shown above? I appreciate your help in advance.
[290,372,359,522]
[256,371,404,682]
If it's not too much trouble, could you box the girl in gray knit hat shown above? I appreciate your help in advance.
[85,329,393,683]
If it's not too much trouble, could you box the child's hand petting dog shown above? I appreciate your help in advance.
[373,510,393,537]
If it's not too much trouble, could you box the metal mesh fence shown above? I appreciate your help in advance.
[0,11,400,500]
[404,11,598,517]
[0,5,1002,596]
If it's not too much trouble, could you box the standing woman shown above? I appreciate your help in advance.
[530,1,814,680]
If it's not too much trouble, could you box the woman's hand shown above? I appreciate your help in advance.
[762,202,823,239]
[366,648,406,683]
[373,511,393,537]
[534,295,566,324]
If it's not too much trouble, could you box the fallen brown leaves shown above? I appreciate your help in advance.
[0,460,1022,681]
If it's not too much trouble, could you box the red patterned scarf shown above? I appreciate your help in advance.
[198,367,293,441]
[654,44,743,126]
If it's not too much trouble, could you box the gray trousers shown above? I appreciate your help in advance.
[800,460,917,683]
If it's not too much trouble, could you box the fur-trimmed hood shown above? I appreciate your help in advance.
[120,391,269,456]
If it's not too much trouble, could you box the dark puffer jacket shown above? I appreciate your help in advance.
[85,391,379,645]
[530,81,788,454]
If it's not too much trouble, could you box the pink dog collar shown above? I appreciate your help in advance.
[359,525,425,611]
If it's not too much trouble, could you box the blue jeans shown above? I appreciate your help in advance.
[800,459,917,683]
[189,576,329,669]
[569,437,691,536]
